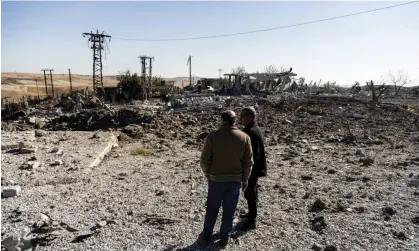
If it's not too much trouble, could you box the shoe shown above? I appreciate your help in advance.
[196,232,211,247]
[238,219,256,231]
[219,236,229,249]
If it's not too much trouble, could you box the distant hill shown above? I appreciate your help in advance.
[1,72,202,100]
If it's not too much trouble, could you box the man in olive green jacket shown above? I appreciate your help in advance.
[197,110,253,248]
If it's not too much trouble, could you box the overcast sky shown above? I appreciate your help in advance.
[2,1,418,86]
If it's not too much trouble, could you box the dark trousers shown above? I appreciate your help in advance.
[244,175,259,221]
[203,180,241,237]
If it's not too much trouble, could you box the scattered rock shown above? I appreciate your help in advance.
[382,206,396,217]
[312,243,322,251]
[354,206,366,213]
[156,190,165,196]
[20,160,40,170]
[327,169,337,174]
[310,216,327,234]
[35,118,46,129]
[186,139,196,145]
[2,186,21,198]
[346,176,357,182]
[359,157,374,166]
[408,179,419,187]
[35,130,47,137]
[18,142,37,154]
[392,231,407,240]
[310,198,327,212]
[27,117,37,124]
[50,160,63,166]
[91,132,101,139]
[355,149,365,157]
[324,245,338,251]
[362,176,371,182]
[344,192,354,199]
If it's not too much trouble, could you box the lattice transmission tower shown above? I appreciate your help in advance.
[82,30,111,94]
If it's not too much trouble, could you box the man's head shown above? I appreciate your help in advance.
[240,107,257,126]
[221,110,236,125]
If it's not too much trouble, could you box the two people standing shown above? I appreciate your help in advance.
[198,107,267,248]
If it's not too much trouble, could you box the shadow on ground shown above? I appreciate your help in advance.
[167,219,252,251]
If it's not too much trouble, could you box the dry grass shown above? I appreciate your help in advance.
[130,146,155,156]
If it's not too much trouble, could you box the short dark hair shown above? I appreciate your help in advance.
[242,107,257,120]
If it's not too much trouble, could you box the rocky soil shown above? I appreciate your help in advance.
[1,95,419,251]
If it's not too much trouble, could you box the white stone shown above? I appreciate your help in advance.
[51,160,63,166]
[2,186,21,198]
[27,117,37,124]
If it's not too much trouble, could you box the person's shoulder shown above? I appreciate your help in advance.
[250,124,263,135]
[234,130,251,141]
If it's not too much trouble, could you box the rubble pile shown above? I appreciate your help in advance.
[2,91,419,250]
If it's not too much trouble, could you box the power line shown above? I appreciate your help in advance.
[113,1,418,42]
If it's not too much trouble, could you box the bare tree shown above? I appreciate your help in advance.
[298,77,306,86]
[264,65,279,75]
[232,66,246,75]
[386,70,410,96]
[351,81,361,95]
[366,80,390,104]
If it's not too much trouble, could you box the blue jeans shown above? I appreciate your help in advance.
[203,180,241,237]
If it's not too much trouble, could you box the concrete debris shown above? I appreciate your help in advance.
[18,142,38,154]
[35,129,47,137]
[2,186,21,198]
[50,159,63,166]
[88,134,119,168]
[27,116,37,124]
[20,160,40,170]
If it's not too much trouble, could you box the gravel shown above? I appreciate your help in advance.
[2,95,419,250]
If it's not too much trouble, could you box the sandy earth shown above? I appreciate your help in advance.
[1,72,199,101]
[1,95,419,251]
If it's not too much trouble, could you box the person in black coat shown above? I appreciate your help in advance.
[239,107,267,230]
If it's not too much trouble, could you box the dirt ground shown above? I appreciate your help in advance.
[1,72,119,101]
[1,95,419,251]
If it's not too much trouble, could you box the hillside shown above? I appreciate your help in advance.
[1,72,201,100]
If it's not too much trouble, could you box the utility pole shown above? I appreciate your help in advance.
[187,55,192,87]
[82,30,111,95]
[218,69,223,78]
[41,69,48,96]
[138,55,154,100]
[139,55,147,100]
[68,68,73,93]
[148,57,154,93]
[41,69,53,97]
[35,79,40,99]
[49,69,54,97]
